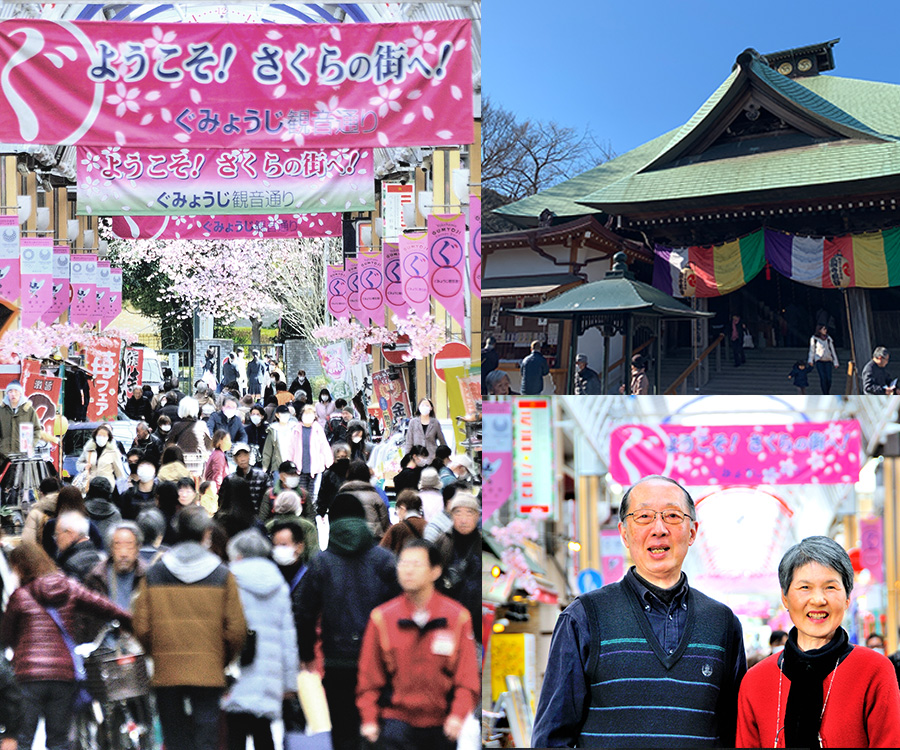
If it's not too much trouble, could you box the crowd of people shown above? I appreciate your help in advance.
[0,367,483,750]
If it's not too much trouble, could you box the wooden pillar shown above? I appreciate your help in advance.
[567,317,579,395]
[885,457,899,656]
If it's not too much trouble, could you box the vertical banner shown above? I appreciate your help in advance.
[43,246,70,325]
[327,265,349,320]
[95,260,111,328]
[514,399,554,516]
[601,529,626,584]
[357,248,385,326]
[19,237,53,327]
[427,214,466,328]
[859,517,884,584]
[120,346,144,404]
[107,267,123,325]
[22,365,62,467]
[399,229,431,318]
[346,258,361,325]
[69,253,97,325]
[371,368,412,435]
[86,336,120,421]
[483,400,513,519]
[0,215,21,303]
[471,195,481,299]
[444,366,469,452]
[383,242,406,317]
[382,183,415,242]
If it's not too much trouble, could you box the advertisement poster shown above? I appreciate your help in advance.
[42,246,70,325]
[427,213,466,327]
[399,229,430,318]
[18,237,53,327]
[326,265,349,319]
[371,368,411,434]
[69,253,98,325]
[483,400,513,519]
[120,346,144,405]
[383,241,406,317]
[357,248,385,325]
[22,365,62,467]
[0,215,20,304]
[317,341,366,400]
[470,194,481,298]
[86,336,121,421]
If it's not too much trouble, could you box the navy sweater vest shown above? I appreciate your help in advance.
[578,578,736,748]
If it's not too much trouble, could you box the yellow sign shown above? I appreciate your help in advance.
[490,632,536,702]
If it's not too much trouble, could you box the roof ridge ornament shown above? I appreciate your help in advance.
[605,251,635,280]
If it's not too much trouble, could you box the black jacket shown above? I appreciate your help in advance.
[0,652,21,739]
[132,433,163,468]
[124,395,153,422]
[289,378,314,404]
[58,538,103,584]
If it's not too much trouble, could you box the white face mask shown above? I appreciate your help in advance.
[272,545,299,566]
[137,466,155,483]
[320,395,329,402]
[250,414,263,425]
[301,415,315,426]
[223,408,237,420]
[419,403,431,416]
[298,377,306,384]
[277,413,290,423]
[283,475,300,489]
[415,457,428,467]
[159,425,171,433]
[95,434,109,447]
[351,435,363,443]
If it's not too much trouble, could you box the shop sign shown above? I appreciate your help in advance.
[86,336,120,421]
[514,399,554,516]
[110,212,341,240]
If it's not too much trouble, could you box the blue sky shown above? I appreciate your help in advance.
[486,0,900,157]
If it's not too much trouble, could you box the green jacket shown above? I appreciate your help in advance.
[0,401,44,455]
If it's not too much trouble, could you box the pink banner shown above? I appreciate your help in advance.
[383,241,405,316]
[96,261,110,327]
[859,517,884,583]
[427,213,466,327]
[483,400,513,519]
[399,229,430,318]
[471,195,481,299]
[0,215,20,304]
[358,248,385,325]
[346,257,361,324]
[601,529,626,584]
[0,20,473,149]
[326,265,349,319]
[43,246,70,325]
[609,421,862,487]
[107,268,123,326]
[110,212,341,240]
[69,253,97,326]
[19,237,53,327]
[78,146,372,216]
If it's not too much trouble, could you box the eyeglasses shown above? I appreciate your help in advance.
[624,509,694,525]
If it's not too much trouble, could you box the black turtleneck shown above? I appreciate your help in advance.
[633,568,686,605]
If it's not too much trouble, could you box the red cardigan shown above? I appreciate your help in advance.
[737,645,900,748]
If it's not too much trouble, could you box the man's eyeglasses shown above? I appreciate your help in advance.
[624,509,694,525]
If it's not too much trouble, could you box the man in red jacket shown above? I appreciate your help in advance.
[356,539,478,750]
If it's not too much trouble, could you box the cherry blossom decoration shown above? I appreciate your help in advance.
[0,322,135,364]
[313,310,445,365]
[490,516,548,597]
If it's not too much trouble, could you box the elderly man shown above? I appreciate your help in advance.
[125,385,153,422]
[131,420,163,468]
[207,395,248,444]
[532,475,747,747]
[55,511,102,583]
[228,442,271,516]
[573,353,602,395]
[520,340,550,395]
[862,346,896,395]
[85,521,146,612]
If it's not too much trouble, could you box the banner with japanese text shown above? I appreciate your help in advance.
[69,253,97,325]
[317,341,367,399]
[119,346,144,406]
[357,248,385,325]
[371,368,411,435]
[471,195,481,299]
[0,215,20,304]
[22,366,62,465]
[78,146,373,215]
[110,211,340,240]
[19,237,53,327]
[86,335,120,421]
[106,268,123,326]
[427,213,466,327]
[609,421,862,486]
[383,241,405,316]
[326,265,348,319]
[399,229,430,318]
[96,261,111,326]
[483,400,513,519]
[42,246,70,325]
[514,399,553,515]
[346,257,361,324]
[0,19,473,149]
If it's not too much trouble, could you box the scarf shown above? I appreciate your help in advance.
[780,626,852,748]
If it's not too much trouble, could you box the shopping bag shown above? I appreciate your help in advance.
[284,730,332,750]
[742,332,755,349]
[296,670,331,734]
[315,514,329,551]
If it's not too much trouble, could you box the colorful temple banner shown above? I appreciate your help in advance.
[0,19,473,149]
[43,246,70,325]
[326,265,349,319]
[399,229,430,318]
[110,212,341,240]
[19,238,53,327]
[0,216,20,304]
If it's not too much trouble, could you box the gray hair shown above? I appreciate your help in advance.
[136,508,166,544]
[485,369,510,394]
[874,346,890,358]
[107,520,144,549]
[226,528,272,561]
[618,475,696,523]
[778,536,853,596]
[178,396,200,419]
[57,510,90,538]
[136,420,150,433]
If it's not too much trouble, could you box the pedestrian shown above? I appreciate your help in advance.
[41,486,103,559]
[246,349,266,400]
[83,521,146,624]
[131,420,163,468]
[234,347,249,396]
[0,380,56,455]
[166,396,213,472]
[21,476,61,546]
[769,630,789,655]
[83,476,123,548]
[485,369,516,396]
[531,475,747,747]
[136,507,168,567]
[315,388,336,428]
[867,633,887,654]
[731,314,748,367]
[393,445,429,494]
[119,458,159,520]
[357,539,479,750]
[0,542,131,750]
[221,350,240,393]
[808,324,839,395]
[157,445,194,484]
[264,491,318,556]
[270,519,312,586]
[340,462,390,543]
[787,360,810,395]
[244,404,268,465]
[222,529,299,750]
[481,336,499,391]
[262,404,295,473]
[204,429,232,492]
[54,510,103,583]
[417,467,445,522]
[208,394,249,444]
[519,340,550,395]
[315,444,351,517]
[287,404,333,516]
[0,650,22,749]
[214,475,267,539]
[294,491,399,750]
[574,353,602,395]
[202,346,218,390]
[347,418,374,462]
[132,505,247,750]
[431,445,456,488]
[75,423,127,488]
[423,482,464,544]
[288,369,314,404]
[229,442,271,515]
[405,398,448,462]
[863,346,896,395]
[737,536,900,747]
[379,490,427,555]
[153,413,173,443]
[124,384,153,422]
[619,354,650,395]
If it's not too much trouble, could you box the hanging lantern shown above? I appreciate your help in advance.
[678,265,697,297]
[828,251,851,288]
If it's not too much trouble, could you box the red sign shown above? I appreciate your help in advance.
[432,341,470,382]
[86,337,121,421]
[22,363,62,468]
[371,368,411,434]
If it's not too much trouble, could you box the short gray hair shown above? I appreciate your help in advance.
[178,396,200,419]
[618,475,696,523]
[778,536,853,596]
[107,520,144,549]
[226,528,272,561]
[874,346,890,358]
[485,369,510,394]
[136,508,166,544]
[57,510,90,538]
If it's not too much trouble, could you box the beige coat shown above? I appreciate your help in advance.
[76,439,127,486]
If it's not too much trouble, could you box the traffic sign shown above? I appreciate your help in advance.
[577,568,604,594]
[432,341,470,382]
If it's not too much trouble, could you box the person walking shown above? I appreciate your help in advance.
[731,314,748,368]
[75,423,128,488]
[288,369,314,404]
[229,442,272,516]
[315,388,336,428]
[54,511,103,584]
[379,491,427,555]
[808,324,840,395]
[0,381,55,455]
[246,349,266,400]
[208,395,249,444]
[519,340,550,395]
[405,398,448,462]
[862,346,896,395]
[262,404,295,473]
[204,429,232,492]
[83,477,123,548]
[286,405,333,517]
[574,353,602,395]
[481,336,499,392]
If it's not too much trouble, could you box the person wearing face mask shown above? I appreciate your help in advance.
[316,444,351,518]
[76,424,128,488]
[154,413,174,443]
[204,429,232,492]
[131,420,163,469]
[262,404,296,473]
[119,459,160,520]
[289,369,314,404]
[0,380,57,454]
[244,405,268,465]
[347,419,374,462]
[246,349,266,400]
[315,388,336,428]
[286,406,334,519]
[393,446,430,495]
[405,398,448,463]
[327,406,354,445]
[265,494,318,559]
[207,395,249,445]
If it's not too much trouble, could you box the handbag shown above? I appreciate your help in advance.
[71,466,90,493]
[239,629,257,667]
[742,332,755,349]
[42,605,93,711]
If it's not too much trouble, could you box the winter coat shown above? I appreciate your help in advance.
[246,358,266,394]
[85,497,123,548]
[289,378,313,404]
[168,417,212,458]
[315,400,335,428]
[405,417,448,462]
[0,571,131,682]
[286,421,333,476]
[379,515,427,555]
[339,480,390,542]
[204,448,229,491]
[157,460,193,483]
[132,542,247,687]
[76,439,127,486]
[262,422,294,473]
[0,652,21,739]
[222,357,240,388]
[58,538,103,583]
[0,397,47,455]
[419,488,445,523]
[41,517,104,561]
[315,466,347,517]
[222,557,299,719]
[434,528,482,642]
[264,514,319,563]
[347,419,374,462]
[21,491,58,545]
[207,411,249,444]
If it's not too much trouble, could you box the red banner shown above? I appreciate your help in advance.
[427,213,466,328]
[22,364,62,466]
[86,336,120,421]
[371,368,411,434]
[110,212,341,240]
[0,19,473,149]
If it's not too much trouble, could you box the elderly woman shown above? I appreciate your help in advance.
[737,536,900,748]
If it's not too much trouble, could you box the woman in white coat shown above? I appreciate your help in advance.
[76,423,127,487]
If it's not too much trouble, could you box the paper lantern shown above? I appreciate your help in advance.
[828,252,851,288]
[678,266,697,297]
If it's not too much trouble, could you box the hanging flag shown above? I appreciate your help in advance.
[95,261,111,328]
[0,215,20,304]
[42,246,70,325]
[427,214,466,327]
[108,268,123,325]
[346,257,362,325]
[383,242,406,317]
[399,229,430,318]
[357,248,385,326]
[86,335,120,422]
[69,253,98,325]
[110,212,342,240]
[326,265,349,320]
[19,237,53,327]
[471,195,481,299]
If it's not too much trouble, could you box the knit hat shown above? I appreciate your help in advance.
[418,467,442,490]
[87,476,113,501]
[273,490,301,515]
[328,491,366,520]
[448,492,480,513]
[5,380,24,395]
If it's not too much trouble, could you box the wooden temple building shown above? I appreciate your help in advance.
[486,39,900,393]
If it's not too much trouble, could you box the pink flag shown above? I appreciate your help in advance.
[96,261,111,328]
[111,213,342,240]
[399,230,430,318]
[69,254,97,325]
[43,246,70,325]
[471,196,481,299]
[19,238,53,327]
[346,258,362,325]
[357,248,385,326]
[427,214,466,328]
[0,216,20,304]
[327,265,349,319]
[383,242,406,317]
[108,268,123,325]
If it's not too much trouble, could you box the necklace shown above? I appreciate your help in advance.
[773,655,839,748]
